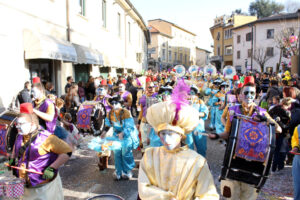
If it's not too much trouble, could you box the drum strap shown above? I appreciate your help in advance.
[18,129,39,159]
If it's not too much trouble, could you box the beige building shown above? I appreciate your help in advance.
[0,0,150,108]
[148,19,197,71]
[196,47,211,67]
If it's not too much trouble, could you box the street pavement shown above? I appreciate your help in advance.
[61,134,294,200]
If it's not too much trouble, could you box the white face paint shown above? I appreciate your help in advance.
[32,87,43,100]
[112,102,122,110]
[16,117,34,135]
[242,86,256,104]
[96,87,107,96]
[119,84,125,92]
[159,130,182,150]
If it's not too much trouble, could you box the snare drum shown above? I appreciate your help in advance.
[0,110,19,156]
[220,116,275,190]
[77,101,106,136]
[0,178,25,198]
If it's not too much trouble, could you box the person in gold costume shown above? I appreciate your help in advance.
[138,79,219,200]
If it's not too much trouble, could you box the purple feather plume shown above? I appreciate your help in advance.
[171,78,190,125]
[136,78,142,87]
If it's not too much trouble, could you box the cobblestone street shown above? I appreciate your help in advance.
[61,135,294,200]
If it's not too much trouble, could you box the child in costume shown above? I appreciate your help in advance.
[138,79,219,200]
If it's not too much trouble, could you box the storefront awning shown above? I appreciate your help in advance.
[73,43,103,65]
[23,30,77,62]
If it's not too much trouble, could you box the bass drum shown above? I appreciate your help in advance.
[77,101,106,136]
[220,116,275,191]
[0,110,19,156]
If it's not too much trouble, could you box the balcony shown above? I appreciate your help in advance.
[210,56,223,62]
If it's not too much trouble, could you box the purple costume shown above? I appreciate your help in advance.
[14,130,58,187]
[96,95,112,113]
[139,93,158,118]
[35,99,57,133]
[228,105,266,122]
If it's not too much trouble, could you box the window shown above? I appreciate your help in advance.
[174,52,177,61]
[162,49,166,61]
[78,0,86,16]
[237,50,240,59]
[217,46,220,56]
[266,47,274,57]
[180,53,183,62]
[246,32,252,41]
[117,13,121,37]
[225,46,232,55]
[168,51,172,61]
[237,35,241,43]
[128,22,131,42]
[216,32,220,41]
[102,0,106,28]
[247,49,252,58]
[224,29,232,39]
[184,55,187,64]
[267,29,274,39]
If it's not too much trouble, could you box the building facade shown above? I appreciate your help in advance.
[0,0,150,108]
[210,14,257,70]
[195,47,211,67]
[148,19,197,71]
[233,12,299,73]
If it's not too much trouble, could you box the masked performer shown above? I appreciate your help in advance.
[206,79,221,131]
[118,83,132,111]
[9,103,72,200]
[185,85,209,157]
[214,82,227,135]
[137,82,158,152]
[31,77,57,133]
[94,85,112,113]
[209,76,281,200]
[101,95,139,180]
[138,79,219,200]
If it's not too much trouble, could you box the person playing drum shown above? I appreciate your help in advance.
[8,103,72,200]
[138,79,219,200]
[31,77,58,133]
[208,76,281,200]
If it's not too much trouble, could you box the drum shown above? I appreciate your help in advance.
[220,116,275,190]
[77,101,106,136]
[87,194,124,200]
[0,178,25,198]
[0,110,19,156]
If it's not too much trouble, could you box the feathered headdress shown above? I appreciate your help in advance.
[171,78,190,125]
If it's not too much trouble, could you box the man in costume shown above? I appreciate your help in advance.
[208,76,281,200]
[185,85,209,157]
[9,103,72,200]
[102,95,139,180]
[118,83,133,111]
[137,81,158,152]
[138,79,219,200]
[31,77,58,133]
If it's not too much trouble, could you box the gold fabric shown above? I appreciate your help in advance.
[39,135,72,155]
[138,146,219,200]
[106,108,131,122]
[146,101,199,135]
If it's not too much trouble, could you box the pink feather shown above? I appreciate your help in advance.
[171,78,190,125]
[136,78,142,87]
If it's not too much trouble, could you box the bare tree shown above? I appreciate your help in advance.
[253,47,273,72]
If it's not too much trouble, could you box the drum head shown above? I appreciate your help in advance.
[92,102,106,136]
[87,194,124,200]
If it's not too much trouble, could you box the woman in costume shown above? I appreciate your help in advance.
[96,95,139,180]
[94,85,112,113]
[138,79,219,200]
[206,80,221,131]
[214,82,227,135]
[185,85,209,157]
[31,77,58,133]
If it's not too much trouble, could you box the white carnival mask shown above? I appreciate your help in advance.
[16,117,34,135]
[159,130,182,150]
[32,87,43,100]
[242,86,256,104]
[119,84,125,92]
[96,87,107,96]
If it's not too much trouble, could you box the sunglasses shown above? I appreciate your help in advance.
[244,91,255,96]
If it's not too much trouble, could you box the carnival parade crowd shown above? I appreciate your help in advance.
[3,65,300,200]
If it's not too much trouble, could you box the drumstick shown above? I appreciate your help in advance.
[4,163,44,175]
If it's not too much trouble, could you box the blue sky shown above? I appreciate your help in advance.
[130,0,286,51]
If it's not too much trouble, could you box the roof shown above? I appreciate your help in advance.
[232,12,299,30]
[196,47,211,53]
[148,19,197,36]
[148,25,173,38]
